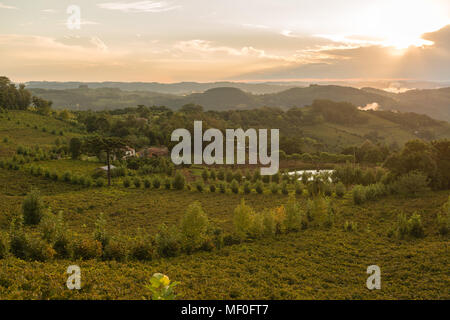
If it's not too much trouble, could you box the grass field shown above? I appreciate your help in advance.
[0,111,448,300]
[0,167,448,299]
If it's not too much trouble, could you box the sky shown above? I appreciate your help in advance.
[0,0,449,83]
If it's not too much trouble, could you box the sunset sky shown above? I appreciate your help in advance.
[1,0,449,82]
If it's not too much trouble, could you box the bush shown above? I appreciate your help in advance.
[22,189,44,225]
[352,185,366,205]
[230,179,239,194]
[396,212,425,238]
[40,210,65,243]
[62,171,72,182]
[50,171,59,181]
[130,238,153,261]
[133,177,142,188]
[437,197,449,235]
[93,213,110,247]
[335,182,345,198]
[103,240,127,261]
[243,181,251,194]
[344,221,358,232]
[180,202,210,253]
[219,183,226,194]
[284,196,302,231]
[217,168,225,181]
[408,212,425,238]
[323,183,332,196]
[225,169,234,183]
[84,177,93,187]
[255,181,263,194]
[172,172,185,190]
[123,177,131,188]
[294,181,303,195]
[143,178,151,189]
[281,182,289,195]
[164,178,171,190]
[195,181,204,192]
[73,239,103,260]
[26,237,56,261]
[95,178,106,187]
[209,184,216,193]
[392,171,430,197]
[155,224,181,257]
[0,232,9,259]
[233,199,254,240]
[270,183,279,194]
[201,169,209,182]
[152,177,161,189]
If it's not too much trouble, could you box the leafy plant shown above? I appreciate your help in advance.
[146,273,179,300]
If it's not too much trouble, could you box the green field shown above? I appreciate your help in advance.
[0,110,449,300]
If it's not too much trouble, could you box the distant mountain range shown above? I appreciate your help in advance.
[28,83,450,122]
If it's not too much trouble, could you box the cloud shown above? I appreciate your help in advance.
[98,1,180,13]
[0,2,16,9]
[41,9,57,13]
[233,25,450,81]
[358,102,380,111]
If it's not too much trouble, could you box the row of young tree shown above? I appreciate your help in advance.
[2,191,447,262]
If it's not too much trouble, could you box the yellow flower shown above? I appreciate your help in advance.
[161,275,170,287]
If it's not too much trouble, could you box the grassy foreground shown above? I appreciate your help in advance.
[0,168,448,300]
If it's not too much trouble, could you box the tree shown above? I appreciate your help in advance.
[32,96,52,115]
[69,138,82,159]
[83,136,127,186]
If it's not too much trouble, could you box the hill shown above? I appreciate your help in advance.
[29,84,450,122]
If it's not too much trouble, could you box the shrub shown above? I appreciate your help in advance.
[164,178,171,190]
[93,213,110,247]
[209,184,216,193]
[243,181,251,194]
[262,175,270,183]
[270,183,279,194]
[335,182,345,198]
[130,238,153,261]
[155,224,181,257]
[255,181,263,194]
[396,212,425,238]
[73,239,102,260]
[209,169,216,180]
[262,210,275,236]
[53,233,72,259]
[103,239,127,261]
[62,171,72,182]
[0,231,9,259]
[408,212,425,238]
[152,177,161,189]
[217,168,225,181]
[50,171,59,181]
[437,197,449,235]
[95,178,105,187]
[180,202,210,252]
[324,199,335,228]
[225,169,234,183]
[352,185,366,205]
[84,177,93,187]
[323,183,332,196]
[26,237,56,261]
[392,171,430,197]
[230,179,239,194]
[344,221,358,232]
[172,172,185,190]
[22,189,44,225]
[233,199,254,240]
[133,177,142,188]
[40,210,65,243]
[219,182,226,194]
[123,177,131,188]
[195,181,204,192]
[294,181,303,195]
[281,182,289,195]
[272,172,280,183]
[284,196,302,231]
[143,178,151,189]
[201,169,209,182]
[233,170,242,183]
